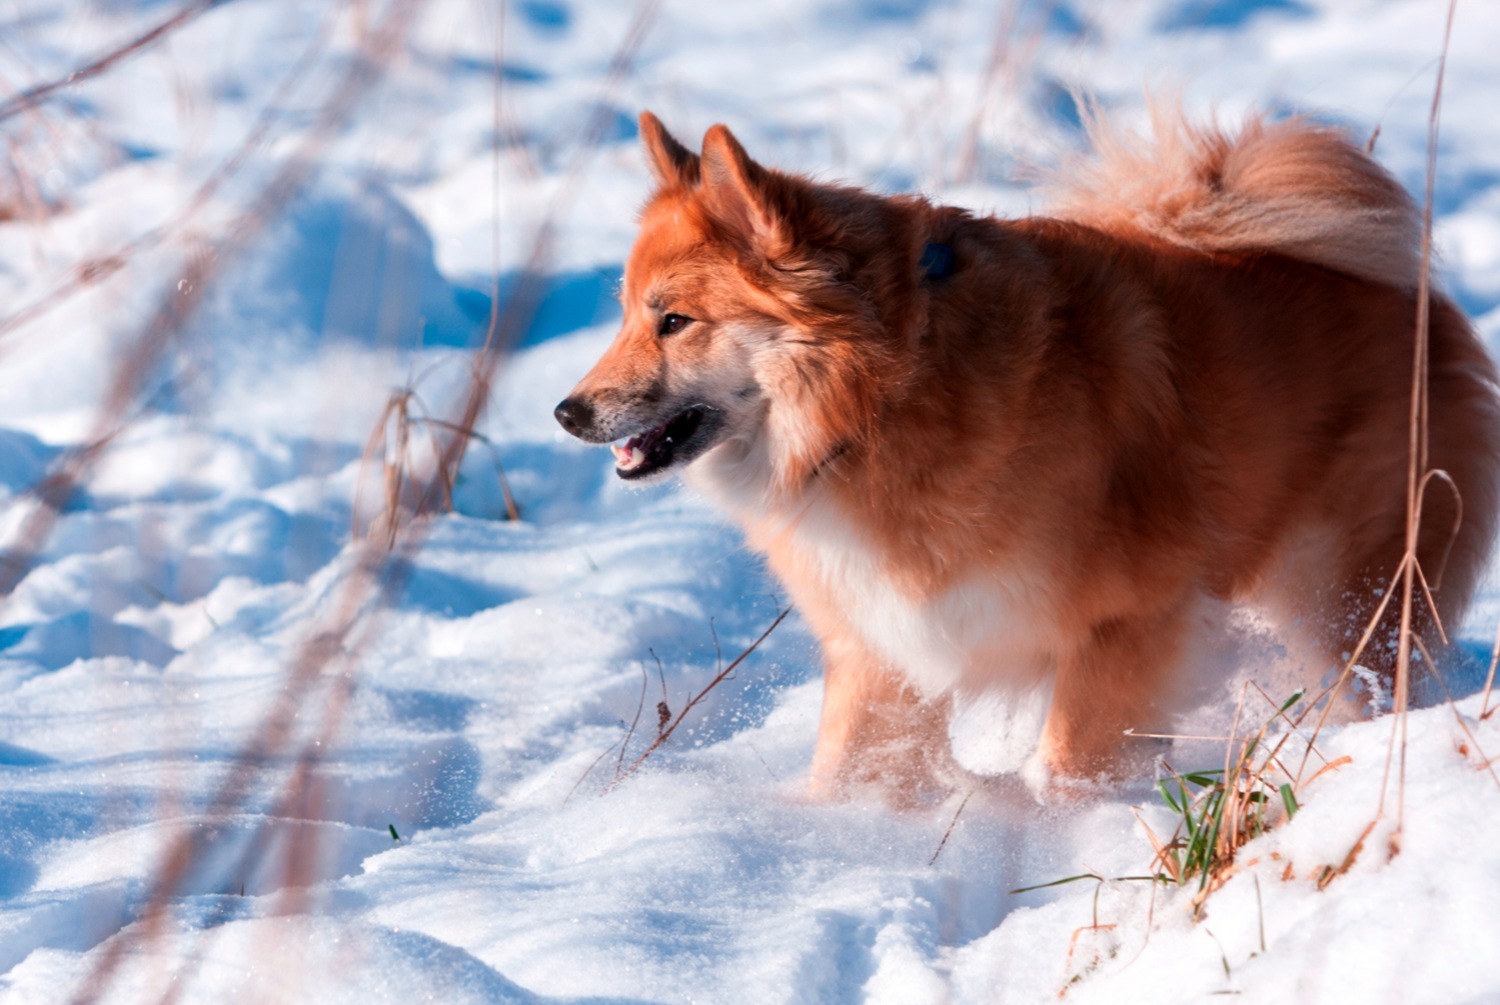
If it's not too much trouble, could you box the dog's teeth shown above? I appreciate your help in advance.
[613,443,644,471]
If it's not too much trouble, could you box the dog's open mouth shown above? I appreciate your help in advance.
[611,405,720,480]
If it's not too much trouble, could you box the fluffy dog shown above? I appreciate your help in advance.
[555,106,1500,803]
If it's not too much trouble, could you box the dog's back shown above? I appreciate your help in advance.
[1041,105,1500,641]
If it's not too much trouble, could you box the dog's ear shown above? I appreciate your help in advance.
[640,111,699,188]
[700,124,789,257]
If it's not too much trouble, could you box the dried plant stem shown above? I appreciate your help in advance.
[0,3,337,351]
[1410,634,1500,788]
[152,662,358,1005]
[430,0,662,501]
[952,0,1060,185]
[2,0,411,612]
[610,608,789,787]
[0,0,228,125]
[1482,619,1500,720]
[1378,0,1457,854]
[68,4,666,997]
[63,6,428,1000]
[929,788,975,866]
[423,417,522,521]
[618,665,651,776]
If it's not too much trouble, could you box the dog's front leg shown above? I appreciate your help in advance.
[808,627,958,807]
[1031,603,1187,791]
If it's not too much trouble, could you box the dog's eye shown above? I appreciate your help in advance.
[658,313,692,336]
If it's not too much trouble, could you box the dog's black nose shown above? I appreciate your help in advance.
[554,397,593,437]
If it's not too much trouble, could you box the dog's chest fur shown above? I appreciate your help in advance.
[777,494,1053,697]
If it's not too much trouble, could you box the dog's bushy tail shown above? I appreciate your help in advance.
[1048,100,1422,289]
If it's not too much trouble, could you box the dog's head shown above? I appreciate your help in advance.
[555,113,915,496]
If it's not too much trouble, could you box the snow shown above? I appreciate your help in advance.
[3,0,1500,1002]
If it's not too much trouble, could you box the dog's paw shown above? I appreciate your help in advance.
[1019,751,1111,805]
[1018,749,1052,801]
[804,755,973,811]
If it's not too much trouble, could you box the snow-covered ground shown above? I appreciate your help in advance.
[3,1,1500,1002]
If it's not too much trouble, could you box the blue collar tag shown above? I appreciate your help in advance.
[920,242,955,280]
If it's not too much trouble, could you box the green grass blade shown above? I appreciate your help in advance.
[1009,872,1103,895]
[1158,780,1182,814]
[1280,783,1299,820]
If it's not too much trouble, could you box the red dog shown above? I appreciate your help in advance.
[556,106,1500,803]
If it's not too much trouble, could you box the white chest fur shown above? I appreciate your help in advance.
[785,496,1053,698]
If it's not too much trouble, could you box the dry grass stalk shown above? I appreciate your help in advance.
[0,6,337,354]
[354,0,667,542]
[952,0,1047,185]
[428,0,662,499]
[1151,1,1492,915]
[1005,869,1162,995]
[566,608,789,800]
[1315,819,1376,891]
[59,3,432,1000]
[1060,920,1117,996]
[954,0,1038,183]
[69,545,391,1004]
[928,787,976,866]
[612,607,789,785]
[353,382,522,547]
[2,136,50,223]
[152,656,363,1005]
[1,0,398,612]
[424,415,522,521]
[1409,633,1500,785]
[354,387,451,547]
[1482,620,1500,720]
[1275,0,1486,884]
[65,2,665,998]
[0,0,225,125]
[1373,0,1459,859]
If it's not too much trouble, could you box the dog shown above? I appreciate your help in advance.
[555,105,1500,804]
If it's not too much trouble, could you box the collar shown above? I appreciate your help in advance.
[920,241,955,281]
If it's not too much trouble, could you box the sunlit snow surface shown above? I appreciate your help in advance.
[2,1,1500,1002]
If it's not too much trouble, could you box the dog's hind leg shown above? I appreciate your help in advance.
[1031,602,1190,789]
[808,628,959,807]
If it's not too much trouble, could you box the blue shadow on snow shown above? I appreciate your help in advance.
[453,266,623,350]
[1157,0,1312,30]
